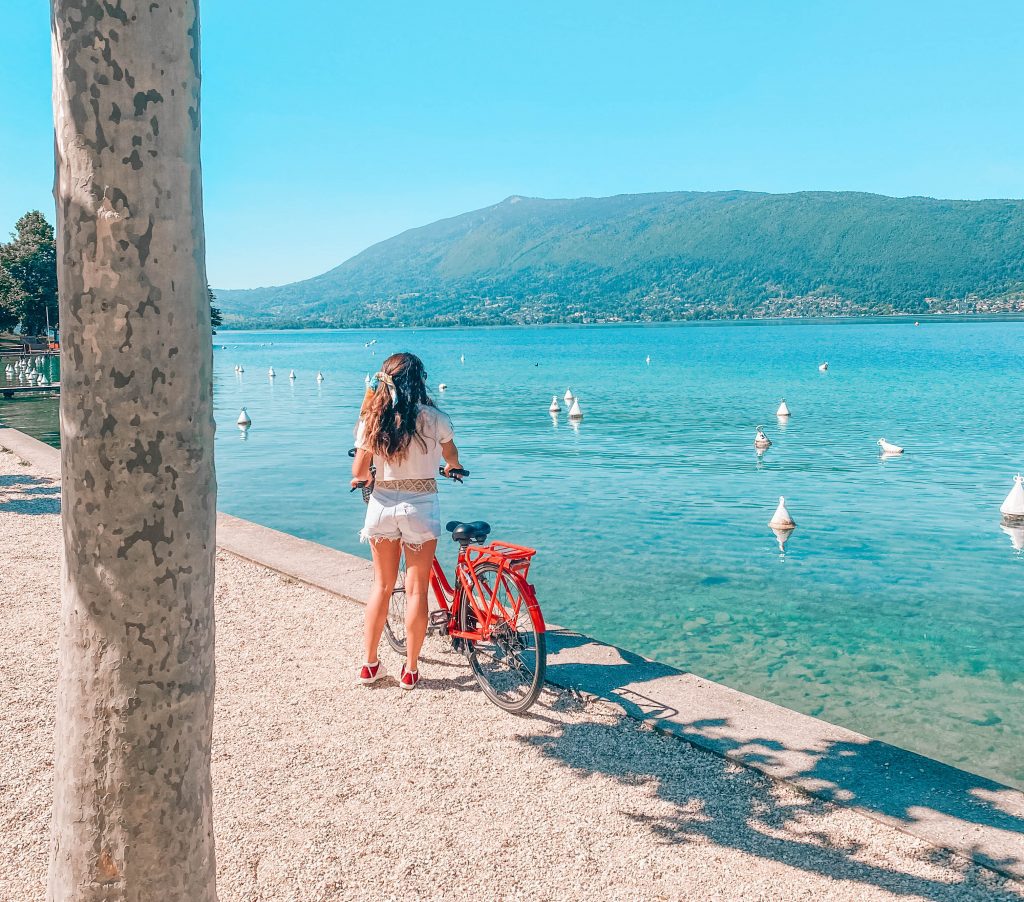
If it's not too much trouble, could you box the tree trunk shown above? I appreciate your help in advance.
[49,2,217,900]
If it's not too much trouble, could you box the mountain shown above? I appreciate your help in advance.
[214,190,1024,327]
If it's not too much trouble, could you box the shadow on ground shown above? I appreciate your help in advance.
[0,473,61,514]
[534,629,1024,899]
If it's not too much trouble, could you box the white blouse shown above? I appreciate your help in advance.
[355,406,455,480]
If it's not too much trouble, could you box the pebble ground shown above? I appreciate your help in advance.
[2,447,1021,901]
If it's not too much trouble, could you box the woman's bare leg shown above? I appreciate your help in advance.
[364,538,402,665]
[403,540,437,673]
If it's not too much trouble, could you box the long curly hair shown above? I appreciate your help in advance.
[360,352,438,461]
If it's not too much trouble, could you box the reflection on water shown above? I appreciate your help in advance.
[5,320,1024,790]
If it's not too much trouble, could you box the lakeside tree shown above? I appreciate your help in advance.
[0,267,20,333]
[0,210,58,335]
[209,286,223,334]
[50,2,217,900]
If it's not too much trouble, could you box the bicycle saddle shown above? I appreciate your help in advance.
[446,520,491,544]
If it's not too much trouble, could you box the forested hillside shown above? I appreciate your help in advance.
[215,191,1024,327]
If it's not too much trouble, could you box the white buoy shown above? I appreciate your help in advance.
[459,354,465,363]
[568,397,583,420]
[268,367,276,378]
[818,362,829,372]
[769,496,796,530]
[1000,474,1024,523]
[364,373,371,387]
[877,438,904,455]
[238,365,244,373]
[549,395,561,414]
[316,371,324,382]
[564,388,574,404]
[289,370,296,380]
[237,407,251,428]
[776,400,791,418]
[438,383,447,392]
[37,374,49,386]
[645,355,651,365]
[754,426,772,449]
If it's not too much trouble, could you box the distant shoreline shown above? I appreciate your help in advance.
[217,312,1024,333]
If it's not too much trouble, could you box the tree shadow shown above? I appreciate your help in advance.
[535,629,1024,898]
[0,473,61,514]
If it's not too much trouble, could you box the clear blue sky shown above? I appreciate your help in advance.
[2,1,1022,289]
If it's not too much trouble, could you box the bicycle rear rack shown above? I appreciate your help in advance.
[466,541,537,581]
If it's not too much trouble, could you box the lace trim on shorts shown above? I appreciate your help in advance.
[374,478,437,494]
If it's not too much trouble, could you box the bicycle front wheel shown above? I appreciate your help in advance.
[383,564,408,654]
[458,562,546,714]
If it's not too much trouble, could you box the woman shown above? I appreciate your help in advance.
[351,352,463,690]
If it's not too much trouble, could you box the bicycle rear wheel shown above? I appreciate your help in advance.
[383,564,407,654]
[458,562,546,714]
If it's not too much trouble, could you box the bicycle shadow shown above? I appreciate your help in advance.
[534,628,1024,897]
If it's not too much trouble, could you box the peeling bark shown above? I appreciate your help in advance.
[50,2,217,900]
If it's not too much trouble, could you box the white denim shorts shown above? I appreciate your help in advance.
[360,487,442,549]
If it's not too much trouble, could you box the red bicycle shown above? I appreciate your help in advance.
[354,464,547,714]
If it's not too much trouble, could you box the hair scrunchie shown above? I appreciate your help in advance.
[372,371,399,406]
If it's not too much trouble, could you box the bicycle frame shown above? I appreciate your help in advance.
[427,544,546,641]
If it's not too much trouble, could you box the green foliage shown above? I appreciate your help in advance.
[0,211,58,336]
[208,286,223,334]
[0,267,20,333]
[215,191,1024,327]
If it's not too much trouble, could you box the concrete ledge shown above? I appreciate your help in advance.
[216,512,373,603]
[2,425,1022,883]
[544,630,1024,882]
[0,425,60,479]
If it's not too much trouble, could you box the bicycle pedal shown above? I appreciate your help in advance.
[429,610,450,627]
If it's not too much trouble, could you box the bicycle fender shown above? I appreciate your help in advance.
[523,582,546,633]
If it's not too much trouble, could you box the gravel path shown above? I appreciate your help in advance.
[2,445,1021,901]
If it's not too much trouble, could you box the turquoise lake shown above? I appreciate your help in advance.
[3,319,1023,788]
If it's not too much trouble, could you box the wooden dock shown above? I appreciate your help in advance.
[1,383,60,399]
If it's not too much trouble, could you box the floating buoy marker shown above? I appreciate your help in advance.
[769,496,796,530]
[568,397,583,420]
[645,355,651,365]
[1000,474,1024,523]
[316,371,324,383]
[776,400,791,418]
[438,383,447,392]
[289,370,296,380]
[877,438,904,455]
[564,388,574,404]
[754,426,772,449]
[819,362,829,372]
[268,367,275,378]
[549,395,561,414]
[237,407,252,428]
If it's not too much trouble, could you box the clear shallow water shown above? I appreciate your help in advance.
[4,322,1023,788]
